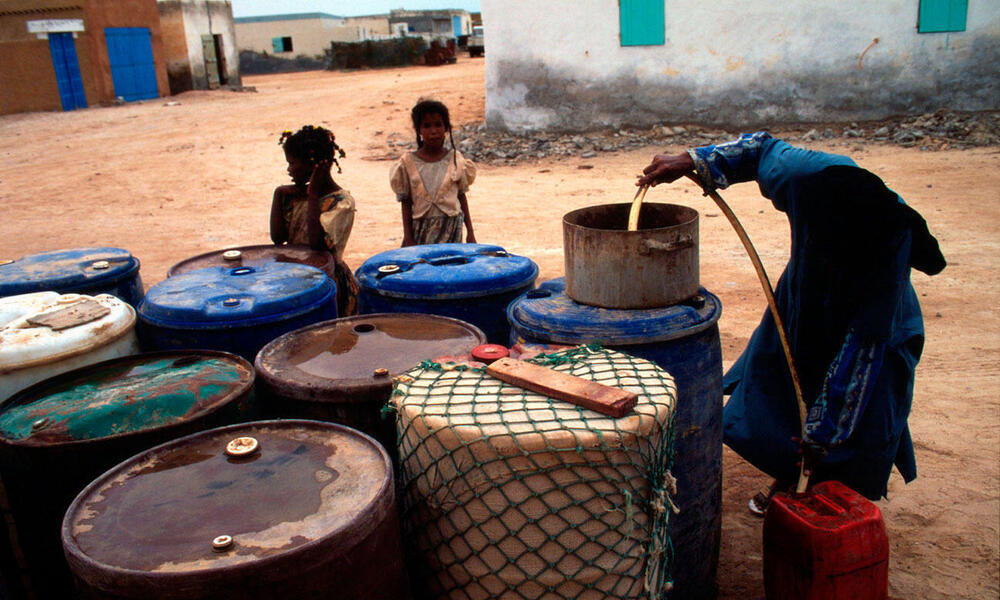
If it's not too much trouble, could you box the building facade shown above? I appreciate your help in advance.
[389,9,472,40]
[482,0,1000,132]
[157,0,241,93]
[234,13,375,57]
[0,0,169,114]
[343,15,390,37]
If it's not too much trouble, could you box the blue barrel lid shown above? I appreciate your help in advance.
[508,278,722,346]
[139,263,334,328]
[0,247,139,297]
[355,243,538,299]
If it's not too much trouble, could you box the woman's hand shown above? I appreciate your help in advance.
[637,152,695,187]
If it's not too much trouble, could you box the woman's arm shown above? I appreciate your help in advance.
[638,132,774,191]
[458,191,475,243]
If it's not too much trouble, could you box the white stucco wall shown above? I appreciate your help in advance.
[343,16,391,36]
[182,1,239,86]
[235,17,365,57]
[159,0,240,92]
[483,0,1000,131]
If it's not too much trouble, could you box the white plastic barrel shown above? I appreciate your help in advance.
[0,292,139,402]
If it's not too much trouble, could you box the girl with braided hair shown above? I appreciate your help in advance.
[271,125,359,315]
[390,99,477,246]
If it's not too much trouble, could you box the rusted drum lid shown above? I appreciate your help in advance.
[62,420,392,593]
[255,313,486,392]
[0,351,253,447]
[166,244,336,280]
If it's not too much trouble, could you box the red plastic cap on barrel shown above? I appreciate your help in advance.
[471,344,509,365]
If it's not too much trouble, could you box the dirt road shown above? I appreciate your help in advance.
[1,59,997,599]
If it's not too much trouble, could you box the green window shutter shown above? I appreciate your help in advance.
[272,37,282,52]
[620,0,665,46]
[918,0,968,33]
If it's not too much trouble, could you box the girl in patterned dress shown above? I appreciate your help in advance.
[390,99,477,246]
[270,125,359,316]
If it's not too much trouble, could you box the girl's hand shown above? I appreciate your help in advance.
[402,235,417,247]
[307,160,334,199]
[465,230,476,243]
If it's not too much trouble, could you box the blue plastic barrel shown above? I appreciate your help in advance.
[137,263,337,362]
[355,243,537,344]
[0,247,143,307]
[508,278,723,600]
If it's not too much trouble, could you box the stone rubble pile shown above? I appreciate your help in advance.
[416,110,999,166]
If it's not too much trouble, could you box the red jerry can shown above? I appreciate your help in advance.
[763,480,889,600]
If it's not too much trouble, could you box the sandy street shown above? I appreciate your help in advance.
[1,59,997,599]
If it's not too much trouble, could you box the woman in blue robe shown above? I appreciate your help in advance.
[638,132,945,502]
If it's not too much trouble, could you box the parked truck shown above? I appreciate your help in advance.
[468,25,484,57]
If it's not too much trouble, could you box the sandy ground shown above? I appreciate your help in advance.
[1,59,997,599]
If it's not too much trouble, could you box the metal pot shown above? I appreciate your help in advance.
[563,202,699,309]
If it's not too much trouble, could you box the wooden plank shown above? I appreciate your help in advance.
[485,357,638,418]
[27,298,110,330]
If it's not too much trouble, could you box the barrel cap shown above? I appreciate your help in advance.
[508,278,722,346]
[0,351,253,446]
[62,421,391,586]
[355,243,538,299]
[139,263,334,327]
[0,247,139,297]
[471,344,509,364]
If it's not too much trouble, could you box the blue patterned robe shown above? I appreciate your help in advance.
[690,132,944,499]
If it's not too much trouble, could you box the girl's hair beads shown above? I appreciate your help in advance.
[279,125,346,173]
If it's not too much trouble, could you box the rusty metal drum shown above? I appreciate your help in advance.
[563,203,699,309]
[166,244,337,281]
[0,351,254,600]
[254,313,486,454]
[62,420,408,600]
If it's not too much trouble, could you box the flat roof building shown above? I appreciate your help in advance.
[0,0,169,114]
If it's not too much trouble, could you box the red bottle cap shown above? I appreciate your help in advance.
[471,344,509,364]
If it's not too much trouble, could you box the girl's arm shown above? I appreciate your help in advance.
[400,198,416,246]
[270,187,288,244]
[458,191,475,243]
[306,160,336,250]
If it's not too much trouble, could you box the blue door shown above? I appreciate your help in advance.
[104,27,159,102]
[48,33,86,111]
[452,15,462,38]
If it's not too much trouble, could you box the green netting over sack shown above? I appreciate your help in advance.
[392,345,678,599]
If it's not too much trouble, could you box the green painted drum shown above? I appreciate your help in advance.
[0,351,254,600]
